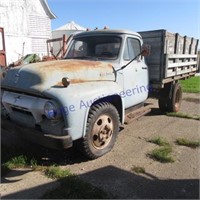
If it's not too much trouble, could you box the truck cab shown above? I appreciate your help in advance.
[65,29,149,108]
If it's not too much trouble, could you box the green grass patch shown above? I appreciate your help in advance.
[43,166,113,199]
[167,112,200,121]
[2,154,39,176]
[42,176,111,199]
[149,146,174,163]
[176,138,200,148]
[1,145,56,177]
[44,166,72,179]
[1,145,41,176]
[1,146,112,199]
[179,76,200,93]
[131,166,146,174]
[3,155,28,169]
[148,136,170,146]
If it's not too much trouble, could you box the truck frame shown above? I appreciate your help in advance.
[1,29,199,159]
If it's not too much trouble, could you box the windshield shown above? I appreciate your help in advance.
[65,35,121,60]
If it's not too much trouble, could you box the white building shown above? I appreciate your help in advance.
[0,0,56,65]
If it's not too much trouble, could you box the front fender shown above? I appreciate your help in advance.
[43,81,124,140]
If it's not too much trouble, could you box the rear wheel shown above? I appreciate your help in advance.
[158,83,171,113]
[169,83,182,112]
[77,102,119,159]
[158,82,182,113]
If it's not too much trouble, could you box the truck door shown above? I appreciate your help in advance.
[0,27,6,66]
[122,36,148,108]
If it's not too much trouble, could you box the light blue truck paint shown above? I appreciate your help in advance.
[1,29,198,158]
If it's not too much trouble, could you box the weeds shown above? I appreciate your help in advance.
[176,138,200,148]
[44,166,72,179]
[149,146,174,163]
[42,175,111,199]
[148,136,170,146]
[2,154,39,176]
[167,112,200,121]
[131,166,145,174]
[43,166,112,199]
[1,146,112,199]
[148,137,174,163]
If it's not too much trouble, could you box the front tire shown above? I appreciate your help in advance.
[78,102,120,159]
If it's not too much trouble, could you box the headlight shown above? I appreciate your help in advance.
[44,101,57,119]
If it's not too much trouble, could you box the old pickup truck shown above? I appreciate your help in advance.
[1,29,199,159]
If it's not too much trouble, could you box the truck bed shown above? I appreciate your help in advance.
[138,29,199,88]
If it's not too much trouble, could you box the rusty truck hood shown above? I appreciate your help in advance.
[1,59,115,94]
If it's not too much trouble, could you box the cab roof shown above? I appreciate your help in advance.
[74,29,142,39]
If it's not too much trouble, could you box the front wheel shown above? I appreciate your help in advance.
[77,102,120,159]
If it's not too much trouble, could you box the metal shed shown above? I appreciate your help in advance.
[51,21,86,56]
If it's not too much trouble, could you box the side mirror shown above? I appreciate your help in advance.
[141,44,151,57]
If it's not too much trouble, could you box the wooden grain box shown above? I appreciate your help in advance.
[138,29,199,87]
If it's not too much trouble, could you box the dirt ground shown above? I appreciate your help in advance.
[1,93,200,199]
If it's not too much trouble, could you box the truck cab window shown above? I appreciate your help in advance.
[66,36,121,60]
[123,38,141,60]
[67,41,87,58]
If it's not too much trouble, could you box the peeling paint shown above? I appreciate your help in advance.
[1,59,115,93]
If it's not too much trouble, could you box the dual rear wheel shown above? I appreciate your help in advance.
[158,82,182,113]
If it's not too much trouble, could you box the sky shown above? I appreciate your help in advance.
[48,0,200,40]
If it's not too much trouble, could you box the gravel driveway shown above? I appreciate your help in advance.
[1,93,200,199]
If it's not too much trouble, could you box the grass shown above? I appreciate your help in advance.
[1,145,41,176]
[2,154,39,176]
[1,146,112,199]
[148,146,175,163]
[131,166,146,174]
[176,138,200,148]
[148,136,170,146]
[179,76,200,93]
[44,166,72,179]
[43,166,112,199]
[42,175,112,199]
[167,112,200,121]
[148,137,174,163]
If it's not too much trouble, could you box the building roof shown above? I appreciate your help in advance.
[40,0,57,19]
[55,21,86,31]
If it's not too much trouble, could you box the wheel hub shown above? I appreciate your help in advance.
[92,115,114,149]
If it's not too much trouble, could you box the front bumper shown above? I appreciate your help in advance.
[1,118,73,149]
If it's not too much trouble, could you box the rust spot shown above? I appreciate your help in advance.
[54,78,113,87]
[55,79,86,87]
[33,59,113,74]
[70,79,86,84]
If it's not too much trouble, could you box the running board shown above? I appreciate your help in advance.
[124,105,151,124]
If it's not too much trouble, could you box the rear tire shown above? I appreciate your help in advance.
[169,83,182,112]
[158,83,182,113]
[77,102,120,159]
[158,83,171,113]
